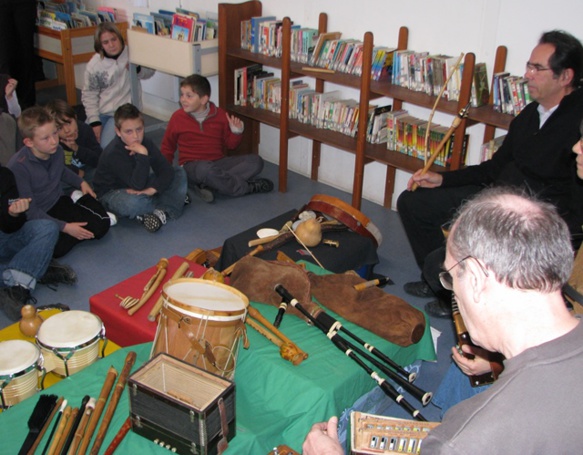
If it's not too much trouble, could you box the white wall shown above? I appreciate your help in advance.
[86,0,583,208]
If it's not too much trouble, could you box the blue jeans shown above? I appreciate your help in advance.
[100,167,187,220]
[0,219,59,290]
[99,114,115,149]
[433,361,491,419]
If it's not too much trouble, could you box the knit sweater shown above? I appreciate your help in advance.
[161,102,243,165]
[81,46,154,125]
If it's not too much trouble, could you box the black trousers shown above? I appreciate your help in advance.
[48,195,110,258]
[396,184,482,269]
[0,0,37,108]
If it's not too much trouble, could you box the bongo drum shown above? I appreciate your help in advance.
[0,340,44,408]
[151,278,249,379]
[36,310,106,377]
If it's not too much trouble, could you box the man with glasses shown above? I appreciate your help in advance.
[421,187,583,453]
[302,187,583,454]
[397,30,583,318]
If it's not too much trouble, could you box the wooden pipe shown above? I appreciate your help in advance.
[147,261,191,322]
[128,258,169,316]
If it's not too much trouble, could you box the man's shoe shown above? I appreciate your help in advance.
[0,286,36,321]
[424,299,453,319]
[191,185,214,203]
[404,280,435,298]
[248,178,274,194]
[39,260,77,286]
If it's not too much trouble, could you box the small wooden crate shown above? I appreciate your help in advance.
[128,353,235,455]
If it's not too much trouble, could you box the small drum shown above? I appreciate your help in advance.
[0,340,44,408]
[152,278,249,379]
[36,311,106,377]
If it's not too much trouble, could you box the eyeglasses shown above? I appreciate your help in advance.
[439,255,489,291]
[525,62,552,74]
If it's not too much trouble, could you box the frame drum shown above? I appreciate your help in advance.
[151,278,249,379]
[0,340,43,408]
[36,310,106,377]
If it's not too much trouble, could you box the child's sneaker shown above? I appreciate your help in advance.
[39,260,77,286]
[137,210,167,233]
[248,178,274,194]
[191,184,214,203]
[70,190,84,202]
[107,212,118,226]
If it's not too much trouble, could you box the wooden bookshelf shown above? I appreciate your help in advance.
[218,1,513,209]
[34,22,128,106]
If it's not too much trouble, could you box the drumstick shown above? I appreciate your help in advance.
[128,258,169,316]
[77,367,118,455]
[46,403,71,455]
[53,407,77,455]
[90,351,137,455]
[147,261,191,322]
[103,417,131,455]
[60,396,89,455]
[221,245,264,276]
[285,225,325,268]
[67,397,96,455]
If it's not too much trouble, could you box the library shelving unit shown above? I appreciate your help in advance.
[34,22,128,106]
[218,0,513,209]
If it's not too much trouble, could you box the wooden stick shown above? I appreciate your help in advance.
[77,367,118,455]
[147,261,191,322]
[89,351,137,455]
[411,103,470,192]
[67,397,96,455]
[127,258,168,315]
[103,417,131,455]
[302,66,335,74]
[286,226,325,268]
[46,405,71,455]
[53,407,77,455]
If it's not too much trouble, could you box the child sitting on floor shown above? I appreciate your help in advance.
[161,74,273,203]
[93,103,187,233]
[8,106,110,258]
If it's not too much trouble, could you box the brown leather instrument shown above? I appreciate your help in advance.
[304,194,382,247]
[451,295,504,387]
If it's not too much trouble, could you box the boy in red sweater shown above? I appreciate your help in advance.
[161,74,272,203]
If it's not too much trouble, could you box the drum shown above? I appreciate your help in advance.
[36,310,106,377]
[0,340,43,408]
[152,278,249,379]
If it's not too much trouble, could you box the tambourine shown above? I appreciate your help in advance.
[304,194,382,247]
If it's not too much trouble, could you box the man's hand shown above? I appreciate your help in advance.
[406,169,443,190]
[63,222,94,240]
[8,198,31,216]
[451,345,492,376]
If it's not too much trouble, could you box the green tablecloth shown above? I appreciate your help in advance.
[1,290,435,453]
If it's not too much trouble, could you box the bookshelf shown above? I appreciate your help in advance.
[34,22,128,106]
[218,1,513,209]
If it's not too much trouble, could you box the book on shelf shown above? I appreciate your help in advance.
[171,13,195,42]
[309,31,342,67]
[386,109,409,151]
[371,46,397,81]
[151,11,173,36]
[234,63,263,106]
[175,7,199,19]
[193,18,207,42]
[480,134,506,162]
[133,13,155,34]
[250,15,276,53]
[97,6,117,22]
[471,62,490,107]
[366,104,392,144]
[291,27,319,63]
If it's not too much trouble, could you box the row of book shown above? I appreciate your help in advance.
[240,17,395,81]
[132,8,217,42]
[37,1,121,30]
[492,72,531,116]
[391,50,490,107]
[480,134,506,162]
[385,110,469,167]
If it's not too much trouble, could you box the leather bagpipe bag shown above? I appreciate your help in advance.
[230,256,426,347]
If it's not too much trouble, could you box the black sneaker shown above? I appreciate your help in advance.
[39,260,77,286]
[0,286,37,321]
[137,209,167,233]
[248,178,274,194]
[191,184,214,203]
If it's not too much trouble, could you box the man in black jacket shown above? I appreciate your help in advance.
[397,30,583,318]
[0,165,76,320]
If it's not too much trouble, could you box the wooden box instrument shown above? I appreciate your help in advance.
[128,353,235,455]
[350,411,439,454]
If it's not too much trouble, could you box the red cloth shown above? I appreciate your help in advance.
[160,103,243,165]
[89,256,207,347]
